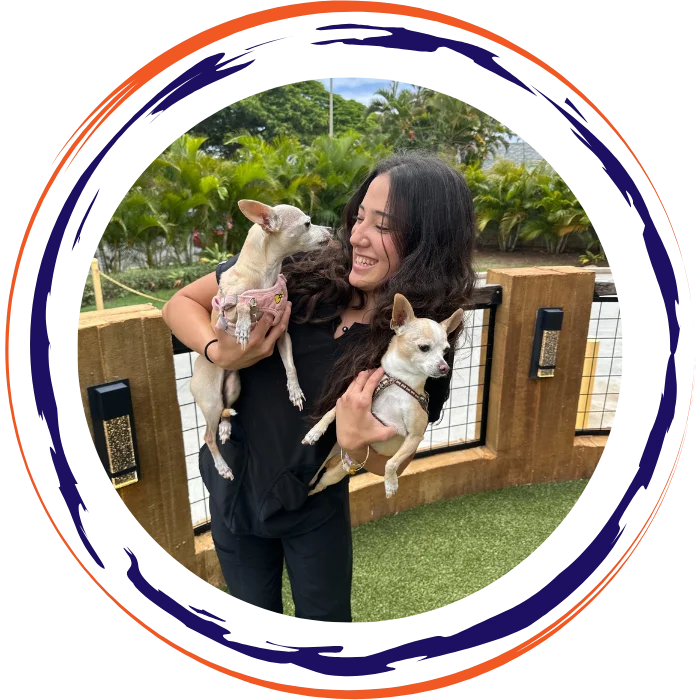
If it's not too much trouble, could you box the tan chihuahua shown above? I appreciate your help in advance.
[303,294,463,498]
[190,200,331,481]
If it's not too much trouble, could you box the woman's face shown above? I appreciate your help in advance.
[348,173,401,294]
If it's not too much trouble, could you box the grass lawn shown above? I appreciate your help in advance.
[80,288,176,312]
[274,479,588,622]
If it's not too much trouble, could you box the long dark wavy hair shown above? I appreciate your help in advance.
[282,153,477,420]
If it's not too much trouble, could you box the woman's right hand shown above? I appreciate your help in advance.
[208,302,292,370]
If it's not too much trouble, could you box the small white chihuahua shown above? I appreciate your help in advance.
[303,294,463,498]
[190,200,331,481]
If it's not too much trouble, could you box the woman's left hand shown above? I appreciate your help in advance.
[335,368,398,453]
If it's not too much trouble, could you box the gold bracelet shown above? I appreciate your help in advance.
[340,446,370,475]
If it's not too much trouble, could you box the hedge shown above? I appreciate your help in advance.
[82,262,219,307]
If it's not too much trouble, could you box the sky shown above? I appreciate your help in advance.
[311,73,525,142]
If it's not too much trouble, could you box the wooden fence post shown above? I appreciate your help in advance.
[91,258,104,310]
[484,266,596,485]
[78,304,196,572]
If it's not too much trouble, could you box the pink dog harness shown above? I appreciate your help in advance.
[212,274,288,335]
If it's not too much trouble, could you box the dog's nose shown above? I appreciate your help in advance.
[438,363,450,375]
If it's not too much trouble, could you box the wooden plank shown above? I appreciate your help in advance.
[483,266,596,486]
[90,314,196,571]
[576,340,601,430]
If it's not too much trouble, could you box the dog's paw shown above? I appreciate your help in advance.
[302,428,322,445]
[218,420,232,444]
[235,317,251,347]
[384,473,399,498]
[287,380,305,411]
[214,455,234,481]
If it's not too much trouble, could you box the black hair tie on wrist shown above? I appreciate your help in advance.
[203,339,219,363]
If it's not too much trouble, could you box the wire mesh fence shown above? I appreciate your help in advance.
[172,298,498,530]
[417,304,496,455]
[576,296,621,434]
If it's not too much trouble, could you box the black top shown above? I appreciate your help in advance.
[198,255,452,539]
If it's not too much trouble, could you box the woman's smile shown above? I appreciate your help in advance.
[353,252,379,270]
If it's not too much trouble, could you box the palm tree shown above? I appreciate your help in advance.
[473,160,533,251]
[105,190,170,269]
[307,131,384,227]
[230,134,325,210]
[153,135,229,264]
[520,165,592,254]
[365,82,426,148]
[424,93,512,165]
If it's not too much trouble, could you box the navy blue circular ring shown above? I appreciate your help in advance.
[29,24,681,679]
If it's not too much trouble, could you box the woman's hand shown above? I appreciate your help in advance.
[208,302,292,370]
[335,368,398,453]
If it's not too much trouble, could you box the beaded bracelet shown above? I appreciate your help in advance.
[340,446,370,475]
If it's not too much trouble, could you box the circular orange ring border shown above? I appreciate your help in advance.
[5,2,692,697]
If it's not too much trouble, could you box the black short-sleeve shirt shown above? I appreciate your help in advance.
[199,255,452,539]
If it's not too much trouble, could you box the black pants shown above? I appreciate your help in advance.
[212,502,353,622]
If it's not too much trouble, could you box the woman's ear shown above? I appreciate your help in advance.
[390,294,416,334]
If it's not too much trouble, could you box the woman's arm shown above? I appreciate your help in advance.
[162,271,292,370]
[162,271,218,355]
[334,368,416,477]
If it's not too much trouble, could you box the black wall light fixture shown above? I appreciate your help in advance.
[87,379,140,488]
[530,308,564,379]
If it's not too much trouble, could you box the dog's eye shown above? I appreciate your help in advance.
[418,344,431,352]
[305,221,311,227]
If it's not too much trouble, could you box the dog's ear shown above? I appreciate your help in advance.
[238,200,279,233]
[390,294,416,335]
[441,308,464,336]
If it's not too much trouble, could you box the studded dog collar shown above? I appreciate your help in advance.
[373,373,429,415]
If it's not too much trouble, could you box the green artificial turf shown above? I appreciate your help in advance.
[279,479,588,622]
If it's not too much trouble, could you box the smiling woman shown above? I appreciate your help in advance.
[286,153,477,423]
[161,152,477,622]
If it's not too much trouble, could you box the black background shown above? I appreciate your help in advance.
[10,7,695,696]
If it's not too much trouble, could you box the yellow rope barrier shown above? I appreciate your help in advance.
[98,270,168,304]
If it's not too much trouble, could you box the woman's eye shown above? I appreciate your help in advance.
[419,344,430,352]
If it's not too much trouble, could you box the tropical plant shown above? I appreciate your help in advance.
[199,242,235,264]
[307,131,385,227]
[365,82,427,147]
[365,83,513,164]
[473,160,533,251]
[152,135,230,264]
[520,165,592,254]
[578,231,606,265]
[424,92,512,165]
[102,189,170,270]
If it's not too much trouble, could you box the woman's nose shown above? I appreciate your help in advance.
[349,223,369,247]
[350,229,369,248]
